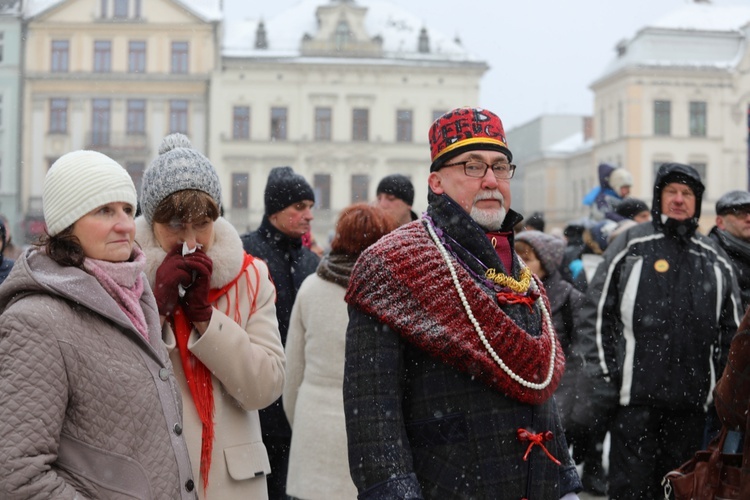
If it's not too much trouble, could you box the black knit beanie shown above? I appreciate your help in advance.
[376,174,414,206]
[615,198,649,220]
[264,166,315,216]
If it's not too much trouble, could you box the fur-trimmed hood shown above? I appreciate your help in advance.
[135,216,246,289]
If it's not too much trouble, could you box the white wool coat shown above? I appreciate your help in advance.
[137,216,285,499]
[283,273,358,500]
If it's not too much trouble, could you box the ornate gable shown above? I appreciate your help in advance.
[300,0,382,57]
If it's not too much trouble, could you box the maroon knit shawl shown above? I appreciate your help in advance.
[345,221,565,405]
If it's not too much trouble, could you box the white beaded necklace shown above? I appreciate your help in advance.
[425,220,557,391]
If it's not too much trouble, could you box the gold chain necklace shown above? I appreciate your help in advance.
[485,266,532,294]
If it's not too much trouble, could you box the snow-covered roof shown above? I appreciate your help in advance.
[547,132,592,154]
[652,3,750,32]
[223,0,478,62]
[24,0,221,21]
[596,2,750,82]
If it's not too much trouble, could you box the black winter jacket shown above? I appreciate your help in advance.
[578,164,742,410]
[241,216,319,437]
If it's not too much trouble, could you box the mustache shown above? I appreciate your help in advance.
[473,190,504,204]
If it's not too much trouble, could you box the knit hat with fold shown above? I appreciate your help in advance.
[44,150,137,236]
[264,166,315,215]
[515,230,565,275]
[140,133,222,225]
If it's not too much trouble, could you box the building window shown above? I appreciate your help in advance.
[396,109,413,142]
[51,40,69,72]
[128,41,146,73]
[134,0,141,18]
[93,40,111,73]
[127,99,145,135]
[0,32,5,63]
[100,0,107,17]
[113,0,128,18]
[352,108,368,141]
[654,100,671,136]
[271,107,287,141]
[126,162,144,197]
[689,162,707,182]
[171,41,189,74]
[0,95,3,127]
[170,99,188,134]
[232,106,250,139]
[690,101,707,137]
[314,174,331,210]
[617,101,624,137]
[432,109,446,122]
[231,173,249,209]
[334,20,351,50]
[351,174,369,203]
[314,107,332,141]
[49,98,68,134]
[91,98,111,146]
[599,108,606,141]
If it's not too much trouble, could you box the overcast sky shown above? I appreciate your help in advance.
[222,0,749,130]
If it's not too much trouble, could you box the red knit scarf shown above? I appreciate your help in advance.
[171,253,256,493]
[346,223,564,405]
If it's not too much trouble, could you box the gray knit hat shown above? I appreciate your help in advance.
[140,133,222,225]
[515,230,565,275]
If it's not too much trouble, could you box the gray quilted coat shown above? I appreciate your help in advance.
[0,248,196,499]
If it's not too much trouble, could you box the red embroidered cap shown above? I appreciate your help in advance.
[429,107,512,171]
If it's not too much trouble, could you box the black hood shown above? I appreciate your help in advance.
[651,162,704,224]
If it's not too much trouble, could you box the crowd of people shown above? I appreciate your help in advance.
[0,105,749,500]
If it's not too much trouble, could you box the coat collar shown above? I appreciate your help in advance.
[256,215,303,251]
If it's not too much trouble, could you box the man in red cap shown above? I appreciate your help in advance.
[343,107,581,499]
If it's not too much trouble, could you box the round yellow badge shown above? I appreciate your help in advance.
[654,259,669,273]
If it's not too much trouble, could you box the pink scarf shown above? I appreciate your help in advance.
[84,247,149,341]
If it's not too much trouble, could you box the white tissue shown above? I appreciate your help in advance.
[178,242,203,297]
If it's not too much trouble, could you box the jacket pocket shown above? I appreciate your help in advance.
[224,441,271,480]
[57,433,153,499]
[405,413,468,448]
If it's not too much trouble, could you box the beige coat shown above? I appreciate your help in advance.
[283,273,358,500]
[137,217,285,499]
[0,248,195,499]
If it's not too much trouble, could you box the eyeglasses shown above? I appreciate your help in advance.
[442,160,516,180]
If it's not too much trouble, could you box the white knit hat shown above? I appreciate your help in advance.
[43,150,137,236]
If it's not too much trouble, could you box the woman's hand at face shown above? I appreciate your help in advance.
[154,245,193,318]
[180,251,214,325]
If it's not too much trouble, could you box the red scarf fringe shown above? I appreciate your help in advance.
[171,253,255,494]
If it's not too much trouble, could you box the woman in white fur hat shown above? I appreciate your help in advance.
[136,133,284,499]
[0,150,195,498]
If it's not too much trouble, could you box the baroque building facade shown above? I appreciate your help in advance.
[21,0,219,241]
[0,0,22,239]
[211,0,486,238]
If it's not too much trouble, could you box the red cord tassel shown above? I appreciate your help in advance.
[516,428,561,465]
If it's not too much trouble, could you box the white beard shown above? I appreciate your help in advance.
[470,191,506,231]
